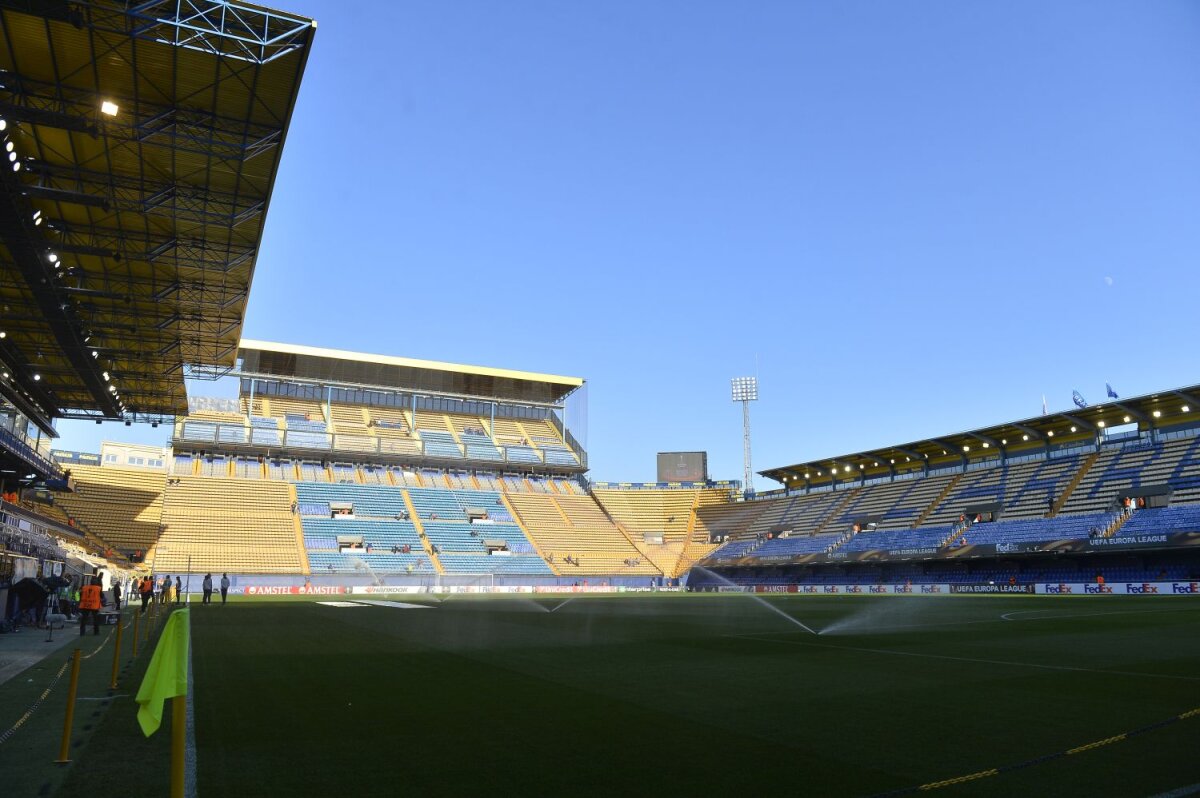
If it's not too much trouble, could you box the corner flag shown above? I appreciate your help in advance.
[135,609,190,736]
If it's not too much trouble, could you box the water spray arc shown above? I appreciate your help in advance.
[694,567,819,635]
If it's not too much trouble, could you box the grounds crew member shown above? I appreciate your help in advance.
[140,575,153,612]
[220,573,230,604]
[78,573,103,636]
[202,573,213,604]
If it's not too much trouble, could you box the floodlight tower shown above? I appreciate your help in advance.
[731,376,758,496]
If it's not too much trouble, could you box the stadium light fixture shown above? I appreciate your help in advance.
[1070,426,1077,433]
[1047,430,1054,437]
[962,445,970,452]
[1182,405,1191,413]
[101,100,119,116]
[102,371,109,381]
[1022,434,1029,441]
[32,374,40,381]
[0,331,5,339]
[0,118,6,131]
[731,376,759,495]
[7,151,14,162]
[11,161,19,172]
[1152,410,1161,418]
[1001,439,1007,445]
[1097,420,1106,428]
[982,442,989,448]
[1123,415,1131,423]
[4,141,12,153]
[859,464,865,470]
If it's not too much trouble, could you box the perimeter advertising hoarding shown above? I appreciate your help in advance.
[657,452,707,483]
[717,530,1200,568]
[1035,582,1200,595]
[949,584,1035,594]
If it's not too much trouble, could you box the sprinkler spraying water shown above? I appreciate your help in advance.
[693,567,819,635]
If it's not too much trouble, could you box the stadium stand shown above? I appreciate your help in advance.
[51,464,166,555]
[592,486,735,576]
[155,477,304,574]
[507,492,659,575]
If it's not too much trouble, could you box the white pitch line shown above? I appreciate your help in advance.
[355,600,432,609]
[735,634,1200,682]
[999,607,1197,622]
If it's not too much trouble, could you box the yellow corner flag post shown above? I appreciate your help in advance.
[134,609,189,798]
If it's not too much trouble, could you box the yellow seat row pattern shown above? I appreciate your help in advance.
[154,476,304,574]
[51,464,166,554]
[506,493,660,575]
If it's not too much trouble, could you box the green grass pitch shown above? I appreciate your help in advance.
[44,595,1200,796]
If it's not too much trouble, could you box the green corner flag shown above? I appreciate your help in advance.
[135,609,190,736]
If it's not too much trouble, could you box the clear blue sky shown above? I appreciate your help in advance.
[54,0,1200,488]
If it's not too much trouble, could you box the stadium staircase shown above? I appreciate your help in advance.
[913,473,963,528]
[1050,451,1100,517]
[1102,511,1131,539]
[291,483,311,575]
[813,488,862,535]
[941,517,971,547]
[500,493,558,574]
[402,489,446,575]
[672,491,709,576]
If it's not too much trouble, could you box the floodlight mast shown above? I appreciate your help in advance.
[731,377,758,497]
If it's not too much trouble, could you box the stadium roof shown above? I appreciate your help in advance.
[0,1,316,433]
[237,340,586,405]
[761,383,1200,489]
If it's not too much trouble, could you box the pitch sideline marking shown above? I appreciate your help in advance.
[870,705,1200,796]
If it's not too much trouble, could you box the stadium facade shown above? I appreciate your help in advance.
[0,1,1197,601]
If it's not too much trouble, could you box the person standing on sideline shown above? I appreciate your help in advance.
[111,578,122,611]
[202,573,213,604]
[175,575,182,604]
[140,575,153,612]
[78,573,103,636]
[220,573,230,605]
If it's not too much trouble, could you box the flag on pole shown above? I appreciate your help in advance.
[1042,395,1048,416]
[1072,390,1088,409]
[135,609,190,736]
[1106,383,1119,399]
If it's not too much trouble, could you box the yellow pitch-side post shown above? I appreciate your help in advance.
[110,613,124,689]
[54,648,82,763]
[170,695,186,798]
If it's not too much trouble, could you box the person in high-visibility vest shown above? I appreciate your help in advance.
[78,575,103,637]
[140,575,153,613]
